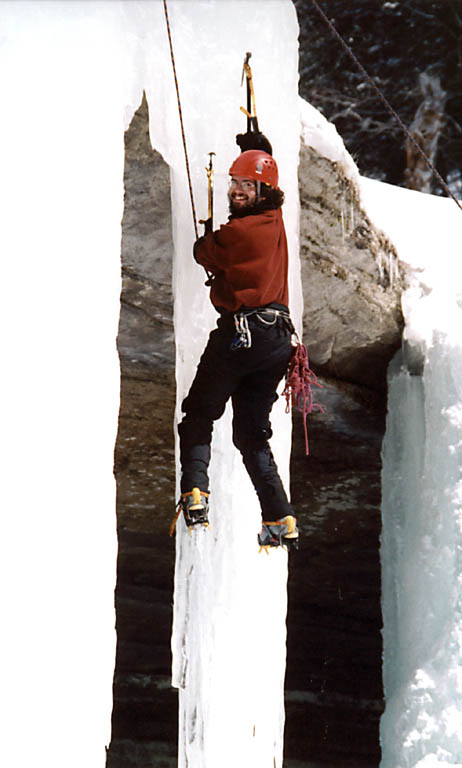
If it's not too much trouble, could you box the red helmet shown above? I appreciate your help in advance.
[229,150,279,188]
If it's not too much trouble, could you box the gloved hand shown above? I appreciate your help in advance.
[236,131,273,155]
[201,217,213,235]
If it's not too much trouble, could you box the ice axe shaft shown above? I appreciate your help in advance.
[240,52,260,133]
[199,152,215,235]
[206,151,215,222]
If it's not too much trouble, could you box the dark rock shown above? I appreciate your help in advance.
[107,96,177,768]
[107,97,401,768]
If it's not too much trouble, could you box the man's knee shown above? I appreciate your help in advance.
[178,415,213,451]
[232,423,273,453]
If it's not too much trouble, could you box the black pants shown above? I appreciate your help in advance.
[178,304,293,519]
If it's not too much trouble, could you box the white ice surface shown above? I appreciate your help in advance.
[164,4,301,768]
[0,2,301,767]
[358,178,462,766]
[0,3,141,766]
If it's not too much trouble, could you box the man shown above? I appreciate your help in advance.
[177,149,298,548]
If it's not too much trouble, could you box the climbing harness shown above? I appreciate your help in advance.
[310,0,462,214]
[282,340,324,456]
[230,308,293,351]
[231,313,252,351]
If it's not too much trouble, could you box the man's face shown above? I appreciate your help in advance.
[228,176,257,212]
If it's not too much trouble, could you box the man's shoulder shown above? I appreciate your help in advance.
[228,208,281,226]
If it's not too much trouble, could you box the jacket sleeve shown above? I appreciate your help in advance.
[194,218,250,272]
[193,233,220,274]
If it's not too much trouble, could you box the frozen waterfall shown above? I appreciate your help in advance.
[1,2,300,767]
[165,4,301,767]
[360,178,462,768]
[3,1,462,767]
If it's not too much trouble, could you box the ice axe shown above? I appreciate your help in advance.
[199,151,215,237]
[236,52,273,155]
[198,152,215,285]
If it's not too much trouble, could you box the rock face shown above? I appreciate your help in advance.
[299,145,403,390]
[106,97,404,767]
[108,96,178,768]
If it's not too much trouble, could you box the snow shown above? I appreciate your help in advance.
[300,96,360,186]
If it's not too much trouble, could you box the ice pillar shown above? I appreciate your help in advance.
[0,2,149,766]
[1,2,301,766]
[158,3,302,767]
[372,183,462,768]
[381,335,462,768]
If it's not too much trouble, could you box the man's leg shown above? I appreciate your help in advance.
[231,363,292,520]
[178,326,238,494]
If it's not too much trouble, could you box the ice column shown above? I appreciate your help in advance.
[381,337,462,768]
[0,2,301,766]
[158,3,302,767]
[0,2,152,766]
[360,179,462,767]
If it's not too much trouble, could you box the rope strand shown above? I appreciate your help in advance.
[310,0,462,214]
[163,0,199,237]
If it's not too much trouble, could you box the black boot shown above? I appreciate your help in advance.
[179,487,210,528]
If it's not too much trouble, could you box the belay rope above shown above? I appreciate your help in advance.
[163,0,214,284]
[310,0,462,214]
[162,0,199,239]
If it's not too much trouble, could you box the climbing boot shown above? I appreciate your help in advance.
[258,515,299,550]
[179,487,210,528]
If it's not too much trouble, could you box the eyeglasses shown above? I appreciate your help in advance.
[229,178,256,193]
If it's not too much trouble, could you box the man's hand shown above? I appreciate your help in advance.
[236,131,272,155]
[199,217,213,235]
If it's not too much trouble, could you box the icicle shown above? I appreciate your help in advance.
[376,251,385,283]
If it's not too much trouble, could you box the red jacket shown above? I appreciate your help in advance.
[194,209,289,311]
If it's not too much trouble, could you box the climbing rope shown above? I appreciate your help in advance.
[282,342,324,455]
[163,0,199,238]
[310,0,462,214]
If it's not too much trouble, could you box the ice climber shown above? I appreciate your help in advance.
[177,149,299,548]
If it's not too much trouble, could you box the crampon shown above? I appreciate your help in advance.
[169,487,210,536]
[258,514,299,552]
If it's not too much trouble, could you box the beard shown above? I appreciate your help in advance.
[228,195,269,218]
[228,198,257,217]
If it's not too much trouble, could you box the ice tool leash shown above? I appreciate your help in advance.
[282,341,324,456]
